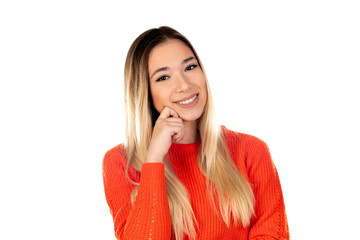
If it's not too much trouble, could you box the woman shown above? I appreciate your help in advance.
[103,26,289,240]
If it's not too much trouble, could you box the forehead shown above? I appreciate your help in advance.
[148,39,194,71]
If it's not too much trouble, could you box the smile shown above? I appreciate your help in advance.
[177,94,198,105]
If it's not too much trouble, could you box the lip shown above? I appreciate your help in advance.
[174,93,198,103]
[174,93,199,108]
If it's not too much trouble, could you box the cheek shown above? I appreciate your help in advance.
[197,76,207,94]
[199,77,208,103]
[150,87,167,111]
[202,85,208,104]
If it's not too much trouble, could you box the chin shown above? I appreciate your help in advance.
[180,117,199,122]
[178,110,204,122]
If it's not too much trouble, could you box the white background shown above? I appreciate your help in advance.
[1,0,359,239]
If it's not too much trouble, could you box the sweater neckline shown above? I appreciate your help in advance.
[167,142,201,164]
[169,141,201,153]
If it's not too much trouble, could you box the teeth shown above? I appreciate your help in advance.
[178,94,197,105]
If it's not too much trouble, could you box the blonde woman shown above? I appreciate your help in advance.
[102,26,289,240]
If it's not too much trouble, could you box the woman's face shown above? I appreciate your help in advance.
[148,39,207,122]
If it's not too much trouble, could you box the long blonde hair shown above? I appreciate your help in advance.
[123,26,254,240]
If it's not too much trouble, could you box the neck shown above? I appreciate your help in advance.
[175,120,199,144]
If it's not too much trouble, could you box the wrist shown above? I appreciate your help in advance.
[145,153,164,163]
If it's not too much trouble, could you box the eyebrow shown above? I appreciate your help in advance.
[183,56,196,64]
[150,56,197,80]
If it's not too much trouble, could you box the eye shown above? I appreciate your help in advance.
[156,75,169,82]
[185,64,198,71]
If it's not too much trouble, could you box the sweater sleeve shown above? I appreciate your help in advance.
[246,139,290,240]
[102,146,172,240]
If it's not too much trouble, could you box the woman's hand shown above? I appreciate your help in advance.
[145,107,184,163]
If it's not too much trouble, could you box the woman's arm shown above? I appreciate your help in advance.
[102,147,172,240]
[102,107,184,239]
[246,139,290,240]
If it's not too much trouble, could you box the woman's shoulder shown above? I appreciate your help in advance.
[220,125,272,171]
[103,144,127,169]
[220,125,267,149]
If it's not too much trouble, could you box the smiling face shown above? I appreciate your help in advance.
[148,39,207,122]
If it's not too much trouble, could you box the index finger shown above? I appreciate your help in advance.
[158,106,179,119]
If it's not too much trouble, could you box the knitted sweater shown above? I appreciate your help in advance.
[102,126,289,240]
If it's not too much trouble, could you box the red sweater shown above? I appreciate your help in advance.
[102,126,289,239]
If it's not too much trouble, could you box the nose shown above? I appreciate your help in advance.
[174,72,191,93]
